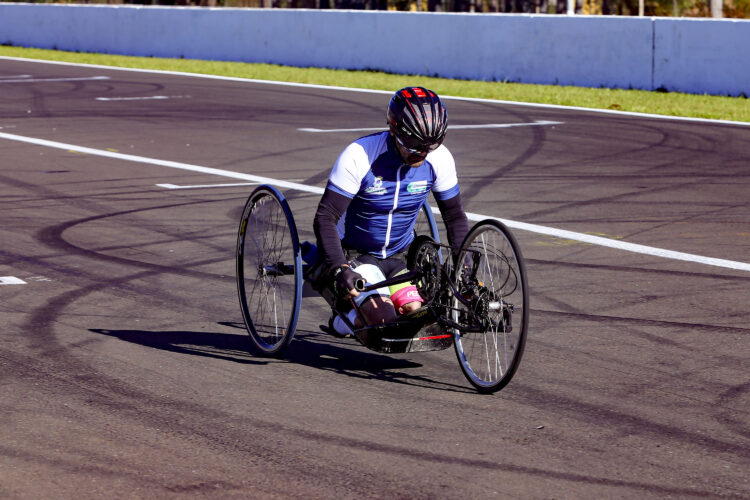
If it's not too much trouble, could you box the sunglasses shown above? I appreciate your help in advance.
[394,134,442,156]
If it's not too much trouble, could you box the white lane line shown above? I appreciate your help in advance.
[96,95,190,101]
[157,182,259,190]
[0,276,27,285]
[3,55,750,128]
[0,131,317,194]
[3,74,32,79]
[463,212,750,272]
[441,120,563,130]
[0,76,110,83]
[299,121,563,133]
[1,130,749,273]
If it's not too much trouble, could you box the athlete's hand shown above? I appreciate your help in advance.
[334,266,364,299]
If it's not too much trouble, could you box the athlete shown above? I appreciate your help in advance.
[313,86,470,335]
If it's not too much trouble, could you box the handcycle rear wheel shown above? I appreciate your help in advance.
[236,185,302,356]
[414,201,441,244]
[452,220,528,393]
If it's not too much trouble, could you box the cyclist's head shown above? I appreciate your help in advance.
[387,87,448,164]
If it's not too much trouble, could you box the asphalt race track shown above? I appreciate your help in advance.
[1,58,749,499]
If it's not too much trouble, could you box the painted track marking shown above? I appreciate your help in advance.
[0,277,27,285]
[1,130,749,273]
[2,55,750,128]
[300,121,563,133]
[96,95,190,101]
[0,76,110,84]
[157,182,259,190]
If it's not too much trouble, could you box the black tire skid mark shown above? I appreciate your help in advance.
[0,176,239,317]
[518,206,747,294]
[716,382,750,440]
[214,142,331,173]
[7,67,750,496]
[0,333,408,498]
[288,87,392,192]
[34,200,235,277]
[526,252,750,453]
[529,306,749,441]
[0,161,240,263]
[517,176,704,222]
[9,296,746,500]
[88,79,166,100]
[526,254,742,323]
[529,314,748,389]
[452,100,550,202]
[4,172,244,338]
[516,117,743,222]
[88,327,469,394]
[18,200,740,497]
[13,228,435,496]
[506,380,750,468]
[534,308,750,336]
[7,176,500,493]
[450,108,669,205]
[526,258,750,282]
[0,439,242,494]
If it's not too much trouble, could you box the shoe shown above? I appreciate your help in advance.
[325,313,354,338]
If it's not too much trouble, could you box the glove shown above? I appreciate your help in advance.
[333,265,364,298]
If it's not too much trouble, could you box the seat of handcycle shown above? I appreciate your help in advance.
[350,306,454,354]
[302,240,453,354]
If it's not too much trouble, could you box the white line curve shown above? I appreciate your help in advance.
[1,130,748,273]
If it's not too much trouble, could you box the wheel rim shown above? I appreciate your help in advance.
[454,223,527,390]
[414,201,440,243]
[413,201,442,264]
[239,191,299,352]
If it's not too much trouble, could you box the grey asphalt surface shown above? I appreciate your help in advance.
[1,58,749,499]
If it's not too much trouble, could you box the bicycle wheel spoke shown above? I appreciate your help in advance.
[236,187,301,356]
[453,220,528,392]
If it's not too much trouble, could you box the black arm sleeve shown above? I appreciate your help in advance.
[435,192,470,252]
[313,188,353,270]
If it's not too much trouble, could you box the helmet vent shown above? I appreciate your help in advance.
[387,86,448,152]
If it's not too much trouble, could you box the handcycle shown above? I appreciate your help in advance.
[236,185,528,393]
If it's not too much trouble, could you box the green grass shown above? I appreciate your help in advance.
[2,45,749,123]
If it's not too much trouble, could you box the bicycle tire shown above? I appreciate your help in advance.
[236,185,302,356]
[452,219,528,393]
[414,201,440,243]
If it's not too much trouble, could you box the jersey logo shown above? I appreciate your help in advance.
[407,180,428,194]
[364,176,386,195]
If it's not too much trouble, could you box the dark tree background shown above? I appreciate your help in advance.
[7,0,749,16]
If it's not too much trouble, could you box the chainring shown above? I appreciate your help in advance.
[407,236,442,304]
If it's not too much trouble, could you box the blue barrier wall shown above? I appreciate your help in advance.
[654,18,750,96]
[0,4,748,96]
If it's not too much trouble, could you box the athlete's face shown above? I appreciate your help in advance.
[393,135,428,166]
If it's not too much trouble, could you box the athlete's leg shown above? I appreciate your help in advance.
[389,274,424,315]
[347,263,397,327]
[362,254,424,316]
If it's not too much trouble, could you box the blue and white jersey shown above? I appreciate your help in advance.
[326,131,460,258]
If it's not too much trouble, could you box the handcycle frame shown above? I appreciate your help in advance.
[321,239,501,354]
[236,184,528,393]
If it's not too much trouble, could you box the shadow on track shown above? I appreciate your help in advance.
[89,328,268,365]
[286,331,472,393]
[90,323,472,394]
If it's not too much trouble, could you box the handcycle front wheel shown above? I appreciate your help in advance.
[236,185,302,356]
[452,219,529,393]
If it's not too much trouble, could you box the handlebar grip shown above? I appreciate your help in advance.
[354,278,366,292]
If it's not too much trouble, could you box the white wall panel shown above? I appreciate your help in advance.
[654,18,750,96]
[0,4,748,96]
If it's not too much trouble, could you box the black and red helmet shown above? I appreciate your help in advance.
[387,87,448,154]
